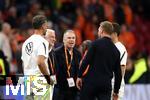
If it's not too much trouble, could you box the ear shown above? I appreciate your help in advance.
[42,24,45,29]
[63,37,65,43]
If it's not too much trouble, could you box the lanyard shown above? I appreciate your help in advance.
[49,53,55,75]
[79,50,88,66]
[79,50,89,76]
[64,47,73,77]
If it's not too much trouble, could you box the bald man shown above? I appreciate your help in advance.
[53,30,81,100]
[45,29,57,99]
[45,29,56,49]
[45,29,57,81]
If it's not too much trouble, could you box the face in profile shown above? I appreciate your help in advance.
[63,31,76,49]
[45,30,56,47]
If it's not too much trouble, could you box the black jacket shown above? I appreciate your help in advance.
[48,49,57,76]
[78,37,122,93]
[55,45,81,90]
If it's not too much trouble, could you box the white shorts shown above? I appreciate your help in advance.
[23,75,51,99]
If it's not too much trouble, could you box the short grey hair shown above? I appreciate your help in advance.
[100,21,113,35]
[63,30,75,40]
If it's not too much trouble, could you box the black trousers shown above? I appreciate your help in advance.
[53,87,79,100]
[80,83,111,100]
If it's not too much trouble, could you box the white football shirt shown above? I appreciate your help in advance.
[21,34,49,75]
[115,42,127,66]
[112,41,128,99]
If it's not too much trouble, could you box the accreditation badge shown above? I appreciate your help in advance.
[67,77,75,87]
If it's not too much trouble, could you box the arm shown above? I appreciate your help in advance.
[113,55,122,94]
[120,51,127,77]
[37,55,53,85]
[121,65,126,77]
[78,43,95,78]
[37,55,50,76]
[112,93,119,100]
[77,43,95,90]
[37,42,53,85]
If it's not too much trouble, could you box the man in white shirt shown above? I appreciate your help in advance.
[111,23,128,100]
[21,15,53,85]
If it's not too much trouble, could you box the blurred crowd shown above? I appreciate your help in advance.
[0,0,150,84]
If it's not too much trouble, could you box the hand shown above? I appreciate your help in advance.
[6,77,12,84]
[76,77,82,90]
[112,93,118,100]
[49,77,54,85]
[45,75,54,85]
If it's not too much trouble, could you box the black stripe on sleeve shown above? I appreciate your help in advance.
[120,51,125,61]
[43,42,46,54]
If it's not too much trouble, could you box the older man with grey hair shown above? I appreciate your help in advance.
[53,30,81,100]
[45,29,57,100]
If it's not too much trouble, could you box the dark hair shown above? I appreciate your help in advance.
[32,15,47,29]
[100,21,113,35]
[112,23,121,36]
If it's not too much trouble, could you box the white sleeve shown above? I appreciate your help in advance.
[37,42,48,58]
[116,42,128,66]
[120,51,127,66]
